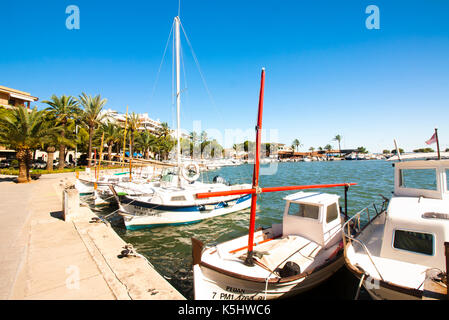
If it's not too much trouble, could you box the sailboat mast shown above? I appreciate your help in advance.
[245,68,265,266]
[175,16,182,186]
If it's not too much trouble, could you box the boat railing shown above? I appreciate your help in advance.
[342,197,389,281]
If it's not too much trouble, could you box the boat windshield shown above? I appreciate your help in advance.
[288,202,319,220]
[399,168,437,191]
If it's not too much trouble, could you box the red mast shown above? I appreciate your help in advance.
[244,68,266,266]
[195,68,356,267]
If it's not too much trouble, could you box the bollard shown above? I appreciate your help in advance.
[63,188,80,222]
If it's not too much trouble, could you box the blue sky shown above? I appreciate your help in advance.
[1,0,449,153]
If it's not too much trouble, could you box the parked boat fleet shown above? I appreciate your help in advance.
[74,15,447,300]
[74,73,448,301]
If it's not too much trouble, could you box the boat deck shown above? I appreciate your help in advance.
[203,232,338,280]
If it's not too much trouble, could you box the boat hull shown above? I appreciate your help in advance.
[121,194,252,230]
[193,254,344,300]
[344,254,423,300]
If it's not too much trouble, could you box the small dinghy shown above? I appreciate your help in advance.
[191,68,356,300]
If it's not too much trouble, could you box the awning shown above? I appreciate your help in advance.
[9,92,38,102]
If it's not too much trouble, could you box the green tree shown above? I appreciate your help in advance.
[127,112,141,159]
[324,144,333,152]
[78,93,108,167]
[158,122,171,138]
[413,148,434,153]
[136,130,157,159]
[99,122,121,161]
[333,134,342,152]
[391,148,405,154]
[42,95,80,169]
[357,146,368,154]
[292,139,302,152]
[0,106,57,182]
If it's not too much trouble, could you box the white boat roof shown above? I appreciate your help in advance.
[394,158,449,168]
[387,152,449,161]
[283,191,339,205]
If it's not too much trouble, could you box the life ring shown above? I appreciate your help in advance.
[181,163,200,182]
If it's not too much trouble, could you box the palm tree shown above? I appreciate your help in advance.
[158,122,171,138]
[292,139,302,152]
[100,122,121,161]
[333,134,342,153]
[309,146,315,153]
[0,106,57,182]
[43,95,80,169]
[189,131,199,143]
[77,93,108,167]
[127,112,141,159]
[40,112,62,171]
[136,130,157,159]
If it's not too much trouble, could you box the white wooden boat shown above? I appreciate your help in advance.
[343,159,449,300]
[191,68,357,300]
[192,191,347,300]
[112,181,252,230]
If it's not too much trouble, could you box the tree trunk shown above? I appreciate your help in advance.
[59,129,65,169]
[16,149,28,183]
[26,150,32,181]
[47,152,54,171]
[108,144,113,162]
[145,148,149,160]
[87,126,93,167]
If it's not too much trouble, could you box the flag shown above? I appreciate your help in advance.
[426,132,437,145]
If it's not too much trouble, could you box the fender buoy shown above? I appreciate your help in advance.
[181,163,200,182]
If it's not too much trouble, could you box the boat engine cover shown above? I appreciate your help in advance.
[275,261,301,278]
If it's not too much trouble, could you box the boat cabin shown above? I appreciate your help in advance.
[394,159,449,200]
[378,160,449,268]
[280,192,343,248]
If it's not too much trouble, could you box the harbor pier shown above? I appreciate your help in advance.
[0,172,184,300]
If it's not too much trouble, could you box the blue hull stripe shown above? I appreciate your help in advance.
[121,193,252,212]
[126,220,203,230]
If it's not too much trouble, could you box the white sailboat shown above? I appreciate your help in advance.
[112,16,251,230]
[344,159,449,300]
[191,69,357,300]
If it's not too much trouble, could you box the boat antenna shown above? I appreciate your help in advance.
[244,68,266,267]
[394,139,402,162]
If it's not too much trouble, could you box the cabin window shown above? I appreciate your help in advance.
[393,230,434,256]
[326,203,339,223]
[171,196,186,201]
[288,203,319,220]
[399,169,437,191]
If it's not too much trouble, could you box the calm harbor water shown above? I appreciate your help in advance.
[93,160,395,299]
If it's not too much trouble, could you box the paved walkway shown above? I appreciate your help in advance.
[0,173,184,300]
